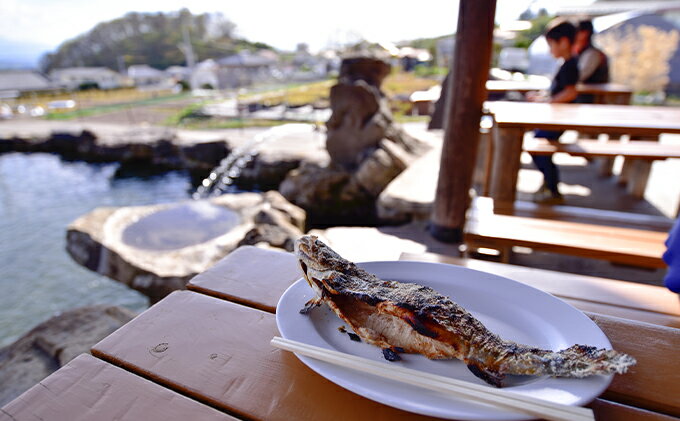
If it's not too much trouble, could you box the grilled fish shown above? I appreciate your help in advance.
[294,235,636,387]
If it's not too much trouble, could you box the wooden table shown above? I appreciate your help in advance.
[486,101,680,205]
[486,81,633,104]
[3,246,679,420]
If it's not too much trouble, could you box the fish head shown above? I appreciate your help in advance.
[294,235,342,294]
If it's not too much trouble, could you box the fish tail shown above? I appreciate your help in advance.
[543,344,636,378]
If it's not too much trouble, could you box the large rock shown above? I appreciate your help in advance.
[67,191,305,302]
[279,57,429,225]
[0,305,135,407]
[325,56,425,168]
[280,140,420,226]
[236,127,329,191]
[377,145,441,223]
[0,121,229,173]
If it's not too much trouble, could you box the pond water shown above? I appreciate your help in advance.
[0,152,192,347]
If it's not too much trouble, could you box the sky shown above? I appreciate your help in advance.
[0,0,596,67]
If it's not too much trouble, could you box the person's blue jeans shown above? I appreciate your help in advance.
[531,130,563,194]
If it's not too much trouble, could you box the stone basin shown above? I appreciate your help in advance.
[67,191,306,302]
[121,201,240,251]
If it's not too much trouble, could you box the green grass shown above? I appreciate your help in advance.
[45,92,190,120]
[174,118,295,130]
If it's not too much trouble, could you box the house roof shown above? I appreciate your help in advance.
[0,70,52,91]
[217,51,277,67]
[557,0,680,16]
[127,65,165,78]
[49,67,120,78]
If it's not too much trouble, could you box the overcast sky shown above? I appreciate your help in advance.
[0,0,595,65]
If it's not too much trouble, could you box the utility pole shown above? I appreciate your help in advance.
[180,22,197,90]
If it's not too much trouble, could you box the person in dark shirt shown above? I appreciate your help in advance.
[529,19,579,204]
[574,20,610,103]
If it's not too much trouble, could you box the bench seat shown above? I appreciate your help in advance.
[464,212,667,269]
[523,139,680,197]
[524,139,680,160]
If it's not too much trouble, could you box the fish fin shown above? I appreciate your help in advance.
[466,363,505,388]
[299,297,322,314]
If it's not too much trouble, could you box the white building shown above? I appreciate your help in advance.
[190,59,220,90]
[49,67,123,90]
[127,65,170,87]
[216,50,278,89]
[0,70,53,98]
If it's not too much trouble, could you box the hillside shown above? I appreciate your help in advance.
[40,9,273,72]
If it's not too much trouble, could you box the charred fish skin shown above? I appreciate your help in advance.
[294,235,636,387]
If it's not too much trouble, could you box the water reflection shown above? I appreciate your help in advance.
[0,152,192,347]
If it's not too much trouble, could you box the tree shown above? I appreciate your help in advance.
[41,9,272,72]
[513,13,554,49]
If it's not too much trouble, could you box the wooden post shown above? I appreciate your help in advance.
[430,0,497,243]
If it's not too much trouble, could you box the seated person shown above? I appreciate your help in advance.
[529,19,579,204]
[574,20,610,103]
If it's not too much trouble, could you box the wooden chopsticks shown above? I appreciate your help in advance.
[271,336,594,421]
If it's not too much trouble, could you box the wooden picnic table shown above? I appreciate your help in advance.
[2,246,679,420]
[486,81,633,104]
[485,101,680,205]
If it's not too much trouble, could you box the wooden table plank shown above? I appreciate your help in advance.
[592,314,680,417]
[0,354,237,421]
[591,400,680,421]
[91,290,439,421]
[399,252,679,320]
[485,81,632,97]
[189,246,679,327]
[488,101,680,135]
[186,246,301,313]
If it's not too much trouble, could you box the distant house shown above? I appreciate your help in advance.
[127,65,170,87]
[190,59,220,89]
[49,67,123,90]
[0,70,53,98]
[165,66,190,82]
[216,50,278,89]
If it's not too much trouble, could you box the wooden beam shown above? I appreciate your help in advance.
[430,0,497,242]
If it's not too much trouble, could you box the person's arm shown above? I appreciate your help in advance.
[550,58,579,103]
[578,49,601,82]
[550,85,577,103]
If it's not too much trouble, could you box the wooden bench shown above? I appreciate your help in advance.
[524,139,680,197]
[464,212,668,269]
[472,196,674,232]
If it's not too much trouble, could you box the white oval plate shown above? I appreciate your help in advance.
[276,261,613,420]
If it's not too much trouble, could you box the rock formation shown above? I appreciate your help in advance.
[0,123,228,173]
[67,191,305,302]
[280,56,429,225]
[0,306,135,407]
[326,57,424,168]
